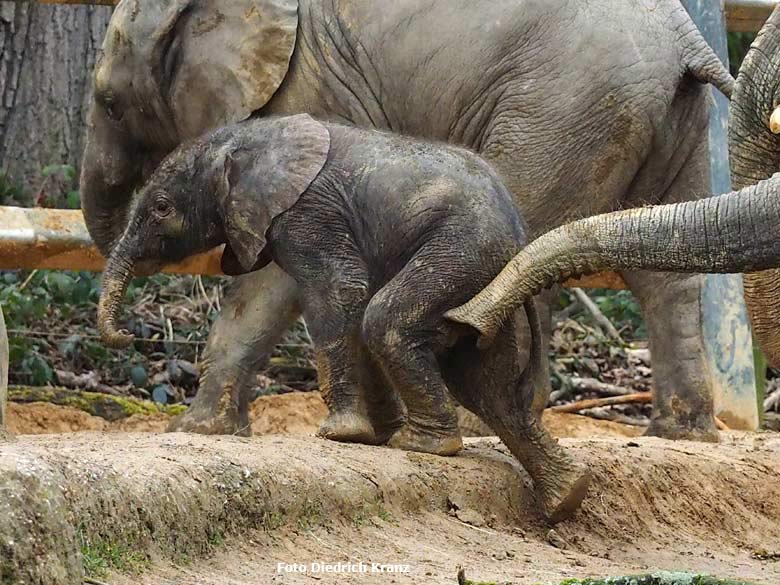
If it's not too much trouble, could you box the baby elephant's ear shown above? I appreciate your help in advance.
[218,114,330,273]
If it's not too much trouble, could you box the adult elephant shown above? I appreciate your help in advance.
[81,0,733,441]
[447,5,780,368]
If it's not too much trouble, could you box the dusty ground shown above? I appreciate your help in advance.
[8,390,642,439]
[1,431,778,585]
[4,395,779,585]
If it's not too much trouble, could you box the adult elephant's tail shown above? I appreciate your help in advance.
[675,3,735,98]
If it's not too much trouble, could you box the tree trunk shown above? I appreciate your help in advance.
[0,2,111,199]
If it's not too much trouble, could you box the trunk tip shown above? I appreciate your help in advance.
[100,328,135,349]
[444,305,499,349]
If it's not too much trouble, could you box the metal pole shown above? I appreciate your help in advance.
[683,0,760,430]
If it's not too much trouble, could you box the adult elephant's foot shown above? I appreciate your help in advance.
[387,423,463,456]
[167,266,301,437]
[645,414,719,443]
[167,382,251,436]
[317,410,378,444]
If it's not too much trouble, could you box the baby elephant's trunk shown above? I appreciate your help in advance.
[97,243,137,349]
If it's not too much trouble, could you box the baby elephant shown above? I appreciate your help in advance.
[96,114,590,521]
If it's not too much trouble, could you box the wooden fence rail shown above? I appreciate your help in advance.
[0,206,625,287]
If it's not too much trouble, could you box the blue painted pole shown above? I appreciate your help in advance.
[683,0,759,429]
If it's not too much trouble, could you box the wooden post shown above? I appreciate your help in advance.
[684,0,760,431]
[0,305,10,441]
[725,0,778,31]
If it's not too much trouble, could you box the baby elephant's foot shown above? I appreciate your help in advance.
[317,411,379,445]
[370,414,406,445]
[538,461,592,524]
[388,424,463,456]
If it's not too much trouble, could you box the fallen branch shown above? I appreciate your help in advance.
[550,392,652,413]
[569,376,633,397]
[571,287,624,343]
[578,406,650,427]
[715,416,730,431]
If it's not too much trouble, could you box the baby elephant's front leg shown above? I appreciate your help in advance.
[362,288,463,456]
[301,274,404,445]
[315,333,378,444]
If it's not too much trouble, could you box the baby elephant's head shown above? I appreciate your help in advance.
[98,114,330,348]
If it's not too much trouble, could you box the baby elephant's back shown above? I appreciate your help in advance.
[328,124,528,277]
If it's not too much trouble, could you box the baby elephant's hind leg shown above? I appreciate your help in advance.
[496,416,591,523]
[362,274,463,456]
[442,313,590,523]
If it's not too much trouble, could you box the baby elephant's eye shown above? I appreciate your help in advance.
[153,197,173,218]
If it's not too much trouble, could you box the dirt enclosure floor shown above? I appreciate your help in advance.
[2,394,779,585]
[8,390,642,439]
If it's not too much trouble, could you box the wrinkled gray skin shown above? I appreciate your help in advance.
[82,0,734,441]
[97,115,592,522]
[446,6,780,373]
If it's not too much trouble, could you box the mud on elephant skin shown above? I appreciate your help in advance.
[82,0,733,441]
[95,114,591,522]
[446,4,780,376]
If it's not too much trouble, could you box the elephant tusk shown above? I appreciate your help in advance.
[770,106,780,134]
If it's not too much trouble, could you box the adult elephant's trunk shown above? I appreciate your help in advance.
[729,4,780,367]
[446,177,780,345]
[97,239,137,349]
[79,106,142,257]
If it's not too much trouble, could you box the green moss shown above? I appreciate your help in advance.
[296,498,327,531]
[351,498,393,527]
[207,527,225,547]
[546,573,759,585]
[165,403,187,417]
[262,509,286,531]
[79,531,149,577]
[9,385,186,421]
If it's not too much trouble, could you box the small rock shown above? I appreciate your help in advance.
[455,508,486,527]
[130,365,148,388]
[152,385,170,405]
[132,387,151,399]
[151,371,169,386]
[546,528,568,550]
[627,347,651,364]
[626,441,640,448]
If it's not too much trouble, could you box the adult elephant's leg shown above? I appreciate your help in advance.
[621,271,718,441]
[167,264,301,435]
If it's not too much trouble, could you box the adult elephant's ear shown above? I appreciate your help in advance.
[145,0,300,140]
[218,115,330,274]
